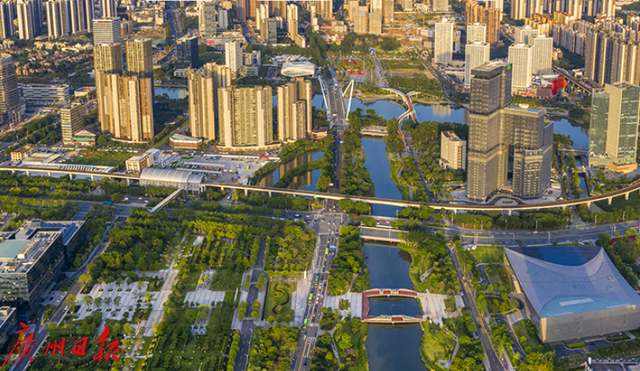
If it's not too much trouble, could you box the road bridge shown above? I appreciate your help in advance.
[362,314,426,324]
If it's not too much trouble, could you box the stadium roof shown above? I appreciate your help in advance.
[505,246,640,318]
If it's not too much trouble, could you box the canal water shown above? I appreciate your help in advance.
[364,243,426,371]
[257,150,324,192]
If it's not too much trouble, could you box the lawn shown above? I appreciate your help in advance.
[420,322,450,363]
[469,245,504,264]
[66,149,134,168]
[264,281,296,323]
[385,58,426,71]
[338,58,364,71]
[484,264,514,291]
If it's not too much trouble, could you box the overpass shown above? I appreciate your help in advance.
[203,180,640,213]
[149,189,182,212]
[552,66,593,94]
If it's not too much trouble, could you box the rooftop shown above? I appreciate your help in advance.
[0,232,61,274]
[505,246,640,318]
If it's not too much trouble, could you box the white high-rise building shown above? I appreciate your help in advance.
[225,39,243,75]
[531,35,553,74]
[17,0,35,40]
[465,41,490,87]
[46,0,69,39]
[435,17,454,64]
[92,17,121,45]
[218,8,228,29]
[68,0,92,34]
[433,0,448,12]
[256,3,267,31]
[508,43,533,91]
[100,0,114,17]
[467,23,486,43]
[515,25,539,45]
[287,3,298,40]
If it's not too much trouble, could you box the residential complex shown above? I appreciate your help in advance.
[218,86,275,150]
[92,17,121,45]
[434,17,454,64]
[126,38,154,79]
[589,83,640,172]
[439,131,467,170]
[187,63,232,142]
[277,78,312,143]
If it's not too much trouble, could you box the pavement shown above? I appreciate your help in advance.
[144,269,179,336]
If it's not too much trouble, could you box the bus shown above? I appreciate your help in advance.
[102,201,112,206]
[314,275,319,284]
[325,248,328,255]
[308,293,313,303]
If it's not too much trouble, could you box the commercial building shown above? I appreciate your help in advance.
[61,103,83,145]
[199,1,217,39]
[45,0,69,39]
[508,43,533,92]
[177,35,199,69]
[126,154,152,174]
[0,55,20,123]
[466,61,553,202]
[140,168,205,192]
[170,134,203,149]
[277,78,312,142]
[0,2,16,40]
[16,0,35,40]
[92,17,121,45]
[96,73,154,142]
[10,144,35,161]
[126,38,154,79]
[187,63,231,142]
[218,8,228,29]
[94,43,123,73]
[0,307,16,348]
[218,86,275,150]
[589,83,640,172]
[467,23,486,43]
[504,245,640,343]
[435,17,454,64]
[281,61,315,77]
[19,83,70,107]
[440,131,467,170]
[465,41,490,88]
[225,39,243,75]
[71,129,96,145]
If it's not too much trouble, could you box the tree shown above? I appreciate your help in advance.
[338,333,352,350]
[82,295,93,308]
[104,297,112,308]
[94,297,103,309]
[79,273,92,288]
[65,294,77,312]
[114,296,121,308]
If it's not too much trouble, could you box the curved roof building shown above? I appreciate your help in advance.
[505,245,640,343]
[281,61,316,77]
[140,168,204,192]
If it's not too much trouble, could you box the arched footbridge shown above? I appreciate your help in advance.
[362,288,426,324]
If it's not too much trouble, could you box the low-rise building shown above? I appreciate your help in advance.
[71,130,97,146]
[10,145,36,162]
[170,134,203,149]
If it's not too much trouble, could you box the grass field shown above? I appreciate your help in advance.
[512,320,551,354]
[469,246,504,264]
[66,150,134,168]
[265,281,296,323]
[420,322,449,362]
[385,58,426,71]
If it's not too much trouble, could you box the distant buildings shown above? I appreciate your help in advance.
[100,0,114,18]
[92,17,121,45]
[589,82,640,172]
[17,0,36,40]
[199,1,217,39]
[584,28,640,87]
[466,61,553,202]
[177,35,199,69]
[510,0,542,20]
[20,83,70,107]
[435,17,453,64]
[467,23,486,43]
[508,43,533,92]
[466,0,500,44]
[531,35,553,74]
[0,55,20,123]
[515,25,539,45]
[126,38,154,79]
[465,41,490,88]
[440,131,467,170]
[94,43,123,73]
[0,2,16,40]
[218,86,275,150]
[45,0,69,39]
[277,78,312,143]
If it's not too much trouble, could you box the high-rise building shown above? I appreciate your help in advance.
[0,55,20,123]
[353,9,368,34]
[187,63,231,142]
[218,8,228,29]
[67,0,93,34]
[199,1,217,39]
[61,103,83,145]
[435,17,454,64]
[466,1,500,43]
[235,0,246,21]
[46,0,69,39]
[589,82,640,172]
[511,0,543,19]
[401,0,413,11]
[225,39,243,75]
[515,25,539,45]
[433,0,448,12]
[177,35,199,69]
[256,3,267,30]
[260,18,276,44]
[0,1,15,40]
[94,43,123,73]
[466,61,553,201]
[584,29,640,87]
[368,12,382,35]
[96,73,154,142]
[467,23,486,43]
[277,78,312,142]
[531,35,553,74]
[382,0,394,24]
[100,0,114,17]
[508,43,533,91]
[126,38,153,78]
[16,0,35,40]
[465,41,490,87]
[218,86,274,149]
[440,131,467,170]
[287,3,298,40]
[92,17,121,45]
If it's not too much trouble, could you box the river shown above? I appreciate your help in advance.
[364,243,426,371]
[257,150,324,191]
